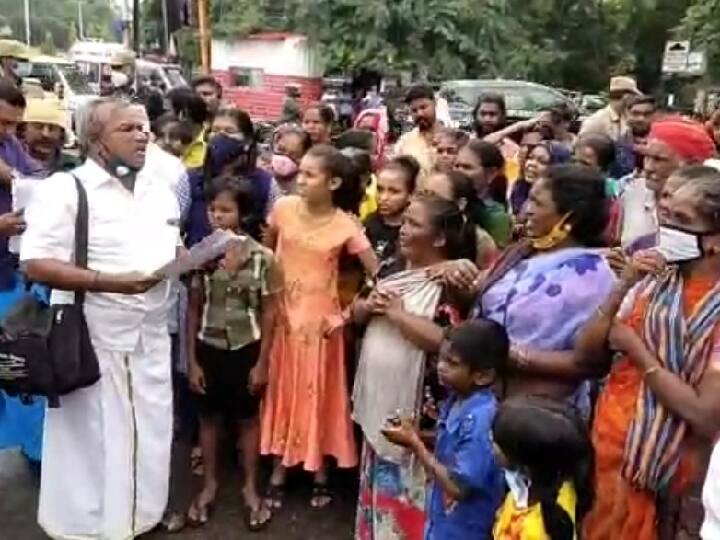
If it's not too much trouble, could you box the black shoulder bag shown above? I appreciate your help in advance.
[0,174,100,407]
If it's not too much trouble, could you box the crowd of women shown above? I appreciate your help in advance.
[5,73,720,540]
[143,75,720,539]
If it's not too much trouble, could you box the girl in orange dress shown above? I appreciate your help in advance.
[262,144,378,509]
[575,166,720,539]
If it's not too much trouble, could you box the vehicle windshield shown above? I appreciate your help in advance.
[441,83,565,112]
[582,95,607,110]
[165,66,186,88]
[58,64,93,94]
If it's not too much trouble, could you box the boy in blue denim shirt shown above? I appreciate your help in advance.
[383,319,506,539]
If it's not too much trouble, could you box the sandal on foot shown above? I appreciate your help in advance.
[187,495,214,527]
[190,450,204,477]
[264,484,285,510]
[310,483,333,509]
[244,502,272,532]
[157,511,186,533]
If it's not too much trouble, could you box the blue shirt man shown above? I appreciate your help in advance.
[0,83,42,290]
[425,389,504,540]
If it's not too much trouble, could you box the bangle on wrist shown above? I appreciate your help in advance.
[510,343,531,369]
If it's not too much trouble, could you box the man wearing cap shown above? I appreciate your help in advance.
[0,39,30,87]
[580,76,642,142]
[19,98,78,176]
[609,117,716,271]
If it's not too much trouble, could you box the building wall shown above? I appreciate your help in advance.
[211,36,322,78]
[215,72,322,121]
[211,36,323,121]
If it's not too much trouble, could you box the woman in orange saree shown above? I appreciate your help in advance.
[575,166,720,540]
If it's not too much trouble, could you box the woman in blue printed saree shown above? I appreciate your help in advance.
[460,165,614,406]
[351,195,468,540]
[576,166,720,539]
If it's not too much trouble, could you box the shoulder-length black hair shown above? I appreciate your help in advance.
[546,164,609,248]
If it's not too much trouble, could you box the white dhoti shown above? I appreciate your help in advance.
[38,331,172,540]
[19,159,183,540]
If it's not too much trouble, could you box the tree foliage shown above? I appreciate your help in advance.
[192,0,692,91]
[0,0,116,53]
[680,0,720,82]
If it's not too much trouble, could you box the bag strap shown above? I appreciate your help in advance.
[69,173,89,306]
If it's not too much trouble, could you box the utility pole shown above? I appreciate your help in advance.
[198,0,211,74]
[24,0,31,46]
[132,0,140,53]
[121,0,131,47]
[77,1,85,40]
[161,0,170,55]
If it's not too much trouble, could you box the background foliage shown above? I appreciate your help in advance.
[6,0,720,92]
[0,0,116,52]
[205,0,698,91]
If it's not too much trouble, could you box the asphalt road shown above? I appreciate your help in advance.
[1,440,357,540]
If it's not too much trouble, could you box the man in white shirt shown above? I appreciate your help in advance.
[619,117,716,253]
[21,98,181,539]
[394,85,441,177]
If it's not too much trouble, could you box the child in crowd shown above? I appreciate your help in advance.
[336,128,381,220]
[382,319,507,540]
[574,134,622,243]
[423,170,498,268]
[363,155,420,261]
[153,113,195,158]
[262,144,378,509]
[433,128,469,173]
[187,177,281,531]
[574,134,619,196]
[492,396,594,540]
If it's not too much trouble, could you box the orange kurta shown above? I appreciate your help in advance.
[584,277,717,540]
[260,196,370,471]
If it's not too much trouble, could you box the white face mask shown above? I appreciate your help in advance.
[14,61,30,78]
[504,469,532,509]
[656,225,703,263]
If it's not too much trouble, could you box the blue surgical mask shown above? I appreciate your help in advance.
[206,133,249,178]
[504,469,532,509]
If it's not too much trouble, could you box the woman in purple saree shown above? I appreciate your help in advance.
[449,165,616,406]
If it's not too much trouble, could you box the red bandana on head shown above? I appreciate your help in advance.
[649,117,716,163]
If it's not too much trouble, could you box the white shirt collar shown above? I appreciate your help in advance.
[74,157,115,189]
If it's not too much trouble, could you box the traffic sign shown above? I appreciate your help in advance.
[663,40,690,74]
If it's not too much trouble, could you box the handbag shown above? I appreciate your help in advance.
[0,173,99,407]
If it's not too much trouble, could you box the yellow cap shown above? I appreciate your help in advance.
[0,39,31,60]
[23,98,66,129]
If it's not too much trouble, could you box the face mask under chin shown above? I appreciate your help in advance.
[104,153,141,190]
[531,213,573,251]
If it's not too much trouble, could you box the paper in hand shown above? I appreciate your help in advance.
[154,229,245,278]
[9,177,40,254]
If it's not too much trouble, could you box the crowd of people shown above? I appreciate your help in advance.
[2,68,720,540]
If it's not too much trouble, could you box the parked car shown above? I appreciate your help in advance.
[578,93,608,122]
[439,79,573,130]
